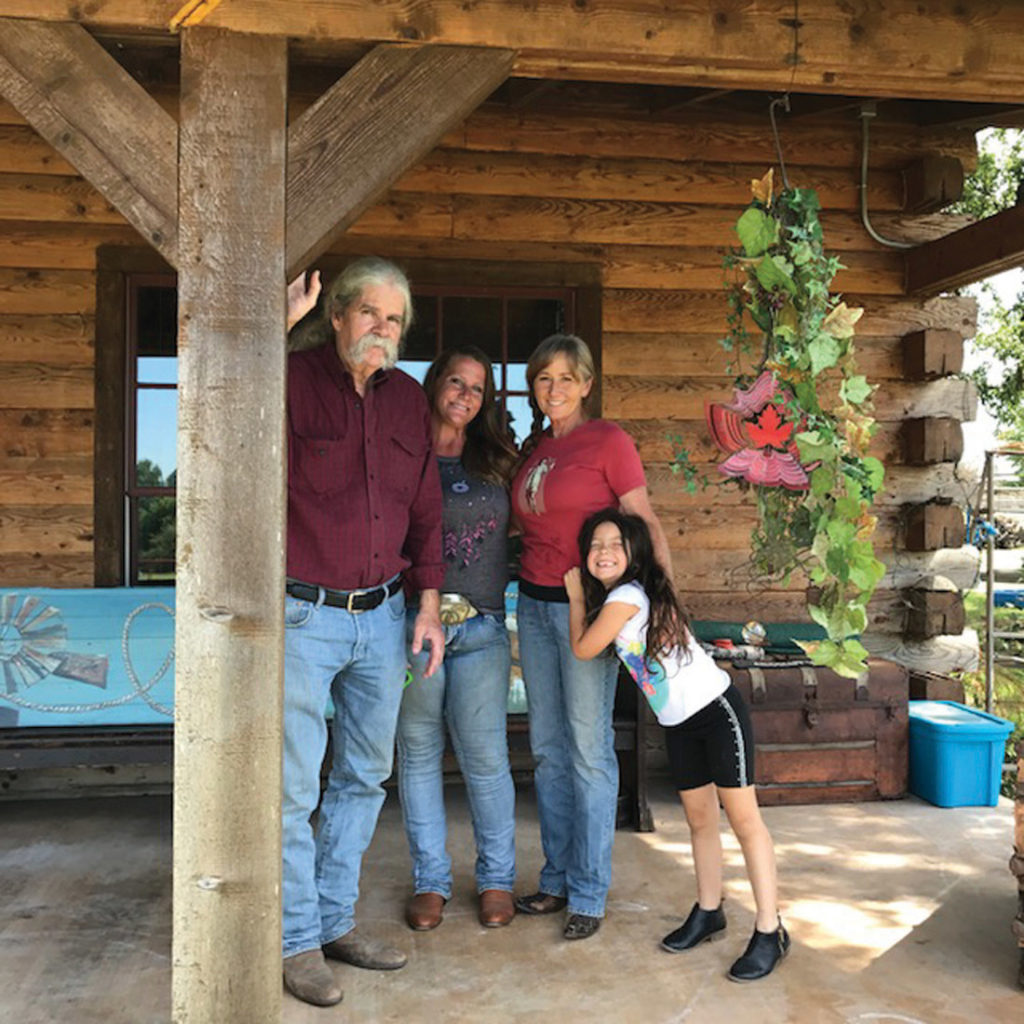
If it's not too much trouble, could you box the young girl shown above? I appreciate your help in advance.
[563,508,789,982]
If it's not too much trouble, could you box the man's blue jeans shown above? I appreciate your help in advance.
[517,593,619,919]
[281,587,406,958]
[397,610,515,898]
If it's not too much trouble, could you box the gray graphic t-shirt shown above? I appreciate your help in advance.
[438,456,509,615]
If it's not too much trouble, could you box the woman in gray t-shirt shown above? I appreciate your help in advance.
[397,346,519,931]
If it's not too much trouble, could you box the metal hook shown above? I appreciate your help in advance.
[768,95,792,192]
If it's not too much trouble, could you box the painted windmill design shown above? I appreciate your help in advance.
[0,594,108,694]
[705,370,813,490]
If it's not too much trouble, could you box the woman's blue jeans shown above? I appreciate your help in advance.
[517,593,619,918]
[281,587,407,958]
[397,610,516,897]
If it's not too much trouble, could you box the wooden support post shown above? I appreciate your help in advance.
[903,501,965,551]
[901,328,964,379]
[901,155,963,214]
[901,417,963,465]
[173,27,287,1024]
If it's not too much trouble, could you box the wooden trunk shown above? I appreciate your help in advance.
[724,657,909,806]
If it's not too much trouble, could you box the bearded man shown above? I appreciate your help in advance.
[281,258,444,1007]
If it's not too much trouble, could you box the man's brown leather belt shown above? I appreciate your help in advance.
[286,576,402,613]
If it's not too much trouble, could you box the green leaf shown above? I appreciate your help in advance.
[755,255,797,296]
[807,603,830,630]
[736,208,778,257]
[840,374,872,405]
[808,334,841,376]
[862,456,885,492]
[795,430,835,464]
[810,466,833,497]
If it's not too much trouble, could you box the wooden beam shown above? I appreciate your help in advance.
[286,43,514,277]
[902,328,964,379]
[907,204,1024,296]
[4,1,1024,102]
[0,18,178,266]
[173,26,286,1024]
[901,156,963,214]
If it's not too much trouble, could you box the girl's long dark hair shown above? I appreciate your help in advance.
[423,346,518,485]
[578,508,690,666]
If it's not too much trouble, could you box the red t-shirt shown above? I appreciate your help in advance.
[512,419,646,587]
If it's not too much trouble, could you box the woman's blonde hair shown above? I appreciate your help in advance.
[521,333,596,456]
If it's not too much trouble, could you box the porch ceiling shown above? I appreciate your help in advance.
[2,1,1024,104]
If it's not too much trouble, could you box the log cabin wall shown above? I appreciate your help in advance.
[0,81,980,658]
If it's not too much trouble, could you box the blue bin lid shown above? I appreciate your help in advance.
[908,700,1014,737]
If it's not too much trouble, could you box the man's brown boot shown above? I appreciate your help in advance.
[283,950,343,1007]
[323,930,408,971]
[406,892,445,931]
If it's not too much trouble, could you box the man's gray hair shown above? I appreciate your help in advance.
[324,257,414,339]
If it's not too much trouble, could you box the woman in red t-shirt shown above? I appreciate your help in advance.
[511,333,671,940]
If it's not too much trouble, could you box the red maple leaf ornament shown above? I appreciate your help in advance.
[704,370,812,491]
[746,402,793,449]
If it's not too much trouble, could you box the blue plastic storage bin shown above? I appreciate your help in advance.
[908,701,1014,807]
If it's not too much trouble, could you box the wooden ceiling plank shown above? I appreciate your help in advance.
[285,43,514,278]
[0,18,178,266]
[906,205,1024,297]
[3,2,1024,103]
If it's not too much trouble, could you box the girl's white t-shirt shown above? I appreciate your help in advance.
[607,581,729,727]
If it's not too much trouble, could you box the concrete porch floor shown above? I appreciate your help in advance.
[1,779,1021,1024]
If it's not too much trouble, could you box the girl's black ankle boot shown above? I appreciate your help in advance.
[660,902,726,953]
[727,919,790,982]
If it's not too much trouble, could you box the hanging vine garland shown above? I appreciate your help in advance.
[704,170,887,678]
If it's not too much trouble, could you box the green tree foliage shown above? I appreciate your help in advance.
[136,460,176,571]
[950,129,1024,451]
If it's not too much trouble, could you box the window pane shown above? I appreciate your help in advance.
[136,495,176,582]
[136,389,177,483]
[508,298,565,362]
[137,355,177,385]
[504,394,533,445]
[506,362,528,393]
[441,297,502,360]
[399,359,432,384]
[403,294,437,361]
[136,286,177,357]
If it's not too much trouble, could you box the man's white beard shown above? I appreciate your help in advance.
[351,331,399,370]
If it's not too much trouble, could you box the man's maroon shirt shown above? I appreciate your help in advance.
[286,342,443,593]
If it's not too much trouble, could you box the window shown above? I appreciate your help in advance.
[126,275,178,584]
[95,260,589,585]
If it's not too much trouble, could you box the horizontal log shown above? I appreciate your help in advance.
[0,267,95,314]
[394,147,904,210]
[8,3,1024,102]
[901,418,964,465]
[903,502,966,552]
[865,631,978,673]
[0,454,92,503]
[622,418,903,466]
[907,204,1024,296]
[603,332,909,379]
[901,328,964,379]
[0,123,74,174]
[0,408,93,456]
[447,194,969,251]
[0,550,93,586]
[456,109,978,170]
[0,219,142,269]
[650,461,968,510]
[685,588,908,633]
[603,375,978,423]
[0,312,93,361]
[903,586,968,639]
[0,362,93,408]
[883,546,980,593]
[0,172,122,224]
[603,290,977,337]
[0,503,93,555]
[901,156,964,215]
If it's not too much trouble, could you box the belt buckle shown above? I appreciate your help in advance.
[346,589,364,614]
[440,593,477,626]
